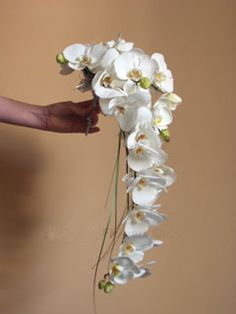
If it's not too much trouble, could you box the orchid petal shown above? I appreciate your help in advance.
[63,44,86,63]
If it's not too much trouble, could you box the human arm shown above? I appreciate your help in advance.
[0,96,100,134]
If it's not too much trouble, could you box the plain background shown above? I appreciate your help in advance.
[0,1,235,313]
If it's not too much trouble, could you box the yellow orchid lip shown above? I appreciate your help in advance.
[111,264,122,277]
[134,147,145,157]
[137,178,147,188]
[102,75,113,87]
[78,54,92,66]
[154,116,162,125]
[116,106,126,115]
[124,243,135,255]
[154,166,164,174]
[155,72,166,82]
[136,133,148,142]
[128,69,142,81]
[134,210,145,223]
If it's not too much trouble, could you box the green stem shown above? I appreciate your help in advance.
[91,203,127,269]
[92,129,122,314]
[107,129,122,271]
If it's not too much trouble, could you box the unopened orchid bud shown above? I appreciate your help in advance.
[167,93,182,104]
[139,77,151,89]
[56,52,68,65]
[98,279,106,290]
[104,282,114,294]
[160,129,170,142]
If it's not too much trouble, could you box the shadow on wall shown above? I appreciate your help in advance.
[0,128,48,312]
[0,128,45,242]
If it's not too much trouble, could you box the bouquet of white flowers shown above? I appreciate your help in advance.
[56,34,182,299]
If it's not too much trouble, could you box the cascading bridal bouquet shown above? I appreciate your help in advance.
[56,34,182,301]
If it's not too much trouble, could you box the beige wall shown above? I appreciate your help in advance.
[0,0,235,313]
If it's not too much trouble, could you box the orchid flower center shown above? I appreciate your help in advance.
[78,55,92,66]
[116,106,126,115]
[134,210,145,222]
[134,147,145,157]
[102,75,113,87]
[124,243,135,255]
[155,72,166,82]
[136,133,148,142]
[154,166,164,174]
[138,178,147,188]
[128,69,142,81]
[111,264,122,277]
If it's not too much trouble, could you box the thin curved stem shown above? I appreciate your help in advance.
[107,130,122,271]
[91,204,127,269]
[92,130,122,314]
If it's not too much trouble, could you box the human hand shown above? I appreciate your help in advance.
[43,99,100,134]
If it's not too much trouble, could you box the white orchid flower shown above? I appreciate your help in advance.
[100,38,135,69]
[151,164,176,187]
[123,165,175,206]
[114,52,157,83]
[109,257,149,285]
[123,207,166,236]
[100,91,151,131]
[124,166,176,207]
[127,171,167,206]
[92,66,126,99]
[127,144,165,173]
[127,124,162,153]
[152,101,173,130]
[106,38,134,52]
[123,170,168,207]
[157,93,182,111]
[151,53,174,93]
[136,165,176,188]
[63,43,107,72]
[118,234,163,263]
[127,125,167,172]
[136,106,153,128]
[100,48,120,69]
[105,98,138,132]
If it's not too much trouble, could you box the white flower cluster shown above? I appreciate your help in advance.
[57,35,182,293]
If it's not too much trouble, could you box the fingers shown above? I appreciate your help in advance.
[69,111,99,134]
[88,111,99,126]
[88,127,100,134]
[46,99,101,134]
[72,98,100,116]
[78,111,99,128]
[71,123,100,134]
[93,97,101,113]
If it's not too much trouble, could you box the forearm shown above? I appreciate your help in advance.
[0,96,46,130]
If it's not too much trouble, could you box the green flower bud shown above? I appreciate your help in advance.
[104,281,114,294]
[167,93,182,104]
[98,279,106,290]
[56,52,68,65]
[160,129,170,142]
[139,77,151,89]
